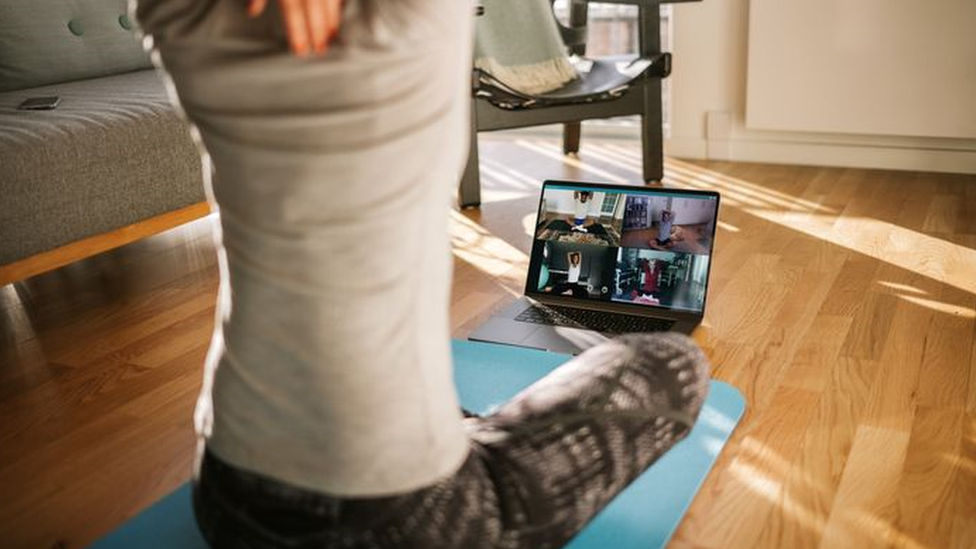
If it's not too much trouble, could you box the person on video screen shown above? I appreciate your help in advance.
[655,209,674,247]
[571,190,593,232]
[567,251,582,284]
[546,251,587,297]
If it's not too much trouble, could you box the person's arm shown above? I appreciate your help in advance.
[249,0,343,56]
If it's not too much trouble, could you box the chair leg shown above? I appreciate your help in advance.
[637,2,665,184]
[641,84,665,183]
[563,122,581,155]
[459,106,481,209]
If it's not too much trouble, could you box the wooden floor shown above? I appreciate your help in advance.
[1,135,974,549]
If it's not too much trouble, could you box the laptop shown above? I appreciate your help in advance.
[469,180,721,355]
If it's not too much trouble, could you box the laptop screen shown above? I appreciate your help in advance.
[525,181,720,315]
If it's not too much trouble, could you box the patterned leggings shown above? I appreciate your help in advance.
[192,333,710,549]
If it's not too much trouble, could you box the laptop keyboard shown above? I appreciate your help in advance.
[515,304,674,334]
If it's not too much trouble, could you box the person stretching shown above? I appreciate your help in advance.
[655,209,674,247]
[549,251,588,297]
[571,191,593,232]
[567,251,582,284]
[134,0,710,547]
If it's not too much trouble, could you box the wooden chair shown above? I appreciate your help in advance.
[460,0,698,208]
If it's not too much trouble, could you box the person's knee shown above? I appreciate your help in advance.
[612,332,711,416]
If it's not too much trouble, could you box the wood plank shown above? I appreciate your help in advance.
[916,285,975,410]
[721,263,843,411]
[951,414,976,549]
[969,331,976,416]
[838,290,899,361]
[893,406,965,549]
[922,194,961,235]
[780,315,854,393]
[859,299,932,432]
[817,426,911,549]
[755,352,881,549]
[817,257,880,317]
[689,387,820,549]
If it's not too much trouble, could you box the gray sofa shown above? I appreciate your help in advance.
[0,0,204,269]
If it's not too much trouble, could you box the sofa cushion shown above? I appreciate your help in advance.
[0,0,151,92]
[0,70,206,264]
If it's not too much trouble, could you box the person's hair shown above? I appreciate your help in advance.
[579,191,593,202]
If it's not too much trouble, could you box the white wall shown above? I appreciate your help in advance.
[665,0,976,174]
[670,197,714,225]
[644,195,670,226]
[747,0,976,139]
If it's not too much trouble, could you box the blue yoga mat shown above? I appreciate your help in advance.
[91,340,744,549]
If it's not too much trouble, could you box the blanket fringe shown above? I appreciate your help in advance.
[475,56,578,95]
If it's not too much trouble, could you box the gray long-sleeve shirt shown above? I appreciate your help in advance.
[135,0,473,496]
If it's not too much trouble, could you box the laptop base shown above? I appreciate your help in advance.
[469,297,697,355]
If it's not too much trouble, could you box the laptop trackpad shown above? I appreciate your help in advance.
[524,326,611,355]
[469,317,550,351]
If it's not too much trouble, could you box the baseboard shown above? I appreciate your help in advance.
[494,125,976,174]
[664,135,976,174]
[726,139,976,175]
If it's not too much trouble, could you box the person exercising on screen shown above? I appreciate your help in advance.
[567,251,582,284]
[654,209,674,247]
[134,1,709,548]
[571,190,593,232]
[547,251,587,297]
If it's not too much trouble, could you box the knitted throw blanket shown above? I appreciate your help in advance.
[474,0,577,95]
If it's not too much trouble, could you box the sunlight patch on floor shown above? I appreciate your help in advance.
[728,457,835,538]
[449,210,527,290]
[951,454,975,479]
[669,170,771,208]
[655,159,975,297]
[729,438,936,549]
[584,143,644,172]
[831,510,933,549]
[668,159,836,214]
[515,139,629,183]
[874,280,975,317]
[729,459,781,500]
[876,281,929,295]
[0,285,39,344]
[746,211,976,296]
[522,212,537,238]
[479,159,541,202]
[896,295,976,319]
[718,221,741,233]
[482,158,541,189]
[0,283,24,308]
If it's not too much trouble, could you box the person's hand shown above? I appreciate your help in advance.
[248,0,343,56]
